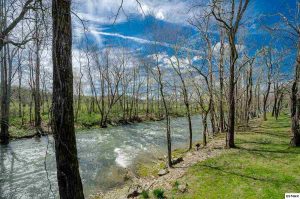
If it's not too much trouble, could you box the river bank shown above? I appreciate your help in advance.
[89,133,227,199]
[8,114,180,140]
[90,114,299,199]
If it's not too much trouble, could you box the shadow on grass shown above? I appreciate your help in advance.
[198,163,300,190]
[235,146,299,156]
[250,130,288,139]
[200,164,275,183]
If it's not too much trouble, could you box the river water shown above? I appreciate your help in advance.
[0,115,203,198]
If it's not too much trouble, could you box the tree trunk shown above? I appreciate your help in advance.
[202,114,208,146]
[0,44,9,145]
[146,65,150,116]
[263,82,271,121]
[227,34,237,148]
[275,93,283,120]
[52,0,84,198]
[291,41,300,147]
[257,82,261,117]
[272,84,278,117]
[245,61,253,126]
[34,10,42,134]
[209,65,216,135]
[185,100,193,150]
[18,52,23,118]
[219,29,225,132]
[156,56,172,167]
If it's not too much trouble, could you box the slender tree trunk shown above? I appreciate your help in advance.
[263,82,271,121]
[272,83,278,117]
[75,64,83,122]
[0,45,9,144]
[275,92,283,120]
[219,29,225,132]
[146,65,150,116]
[208,58,216,134]
[34,10,42,134]
[182,91,192,150]
[227,34,237,148]
[263,52,272,121]
[202,113,208,146]
[170,56,193,149]
[257,82,261,117]
[245,61,253,125]
[291,41,300,147]
[160,82,172,167]
[18,53,22,118]
[156,56,172,167]
[52,0,84,197]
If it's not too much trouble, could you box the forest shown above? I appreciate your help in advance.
[0,0,299,199]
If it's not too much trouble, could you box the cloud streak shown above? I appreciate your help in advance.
[90,30,201,54]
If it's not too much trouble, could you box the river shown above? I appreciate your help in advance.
[0,115,203,198]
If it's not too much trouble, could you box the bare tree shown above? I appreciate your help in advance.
[155,57,172,167]
[169,47,193,150]
[280,4,300,146]
[211,0,250,148]
[0,0,35,50]
[189,12,217,135]
[261,47,273,121]
[34,2,42,134]
[218,28,226,132]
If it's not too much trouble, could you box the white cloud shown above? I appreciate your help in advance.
[155,10,165,20]
[73,0,192,25]
[213,42,246,57]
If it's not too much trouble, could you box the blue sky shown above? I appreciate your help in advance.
[73,0,298,68]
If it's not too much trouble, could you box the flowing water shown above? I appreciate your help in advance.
[0,115,203,198]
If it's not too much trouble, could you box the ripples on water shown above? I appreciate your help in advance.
[0,115,203,198]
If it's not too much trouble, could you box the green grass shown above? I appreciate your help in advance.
[136,148,188,178]
[137,161,166,178]
[167,114,300,199]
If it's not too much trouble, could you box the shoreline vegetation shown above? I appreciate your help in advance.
[8,87,200,140]
[8,108,195,140]
[90,114,300,199]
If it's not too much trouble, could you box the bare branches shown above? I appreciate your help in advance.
[113,0,125,24]
[210,0,250,34]
[113,0,145,24]
[278,13,300,35]
[1,0,35,37]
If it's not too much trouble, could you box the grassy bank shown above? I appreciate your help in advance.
[8,93,196,139]
[161,114,300,199]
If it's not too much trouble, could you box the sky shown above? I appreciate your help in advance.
[71,0,298,72]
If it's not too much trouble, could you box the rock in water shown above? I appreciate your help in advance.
[178,183,188,193]
[158,169,169,176]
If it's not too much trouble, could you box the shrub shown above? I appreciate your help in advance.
[153,189,165,199]
[174,181,180,189]
[141,190,149,199]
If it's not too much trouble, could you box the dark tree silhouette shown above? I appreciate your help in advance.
[52,0,84,197]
